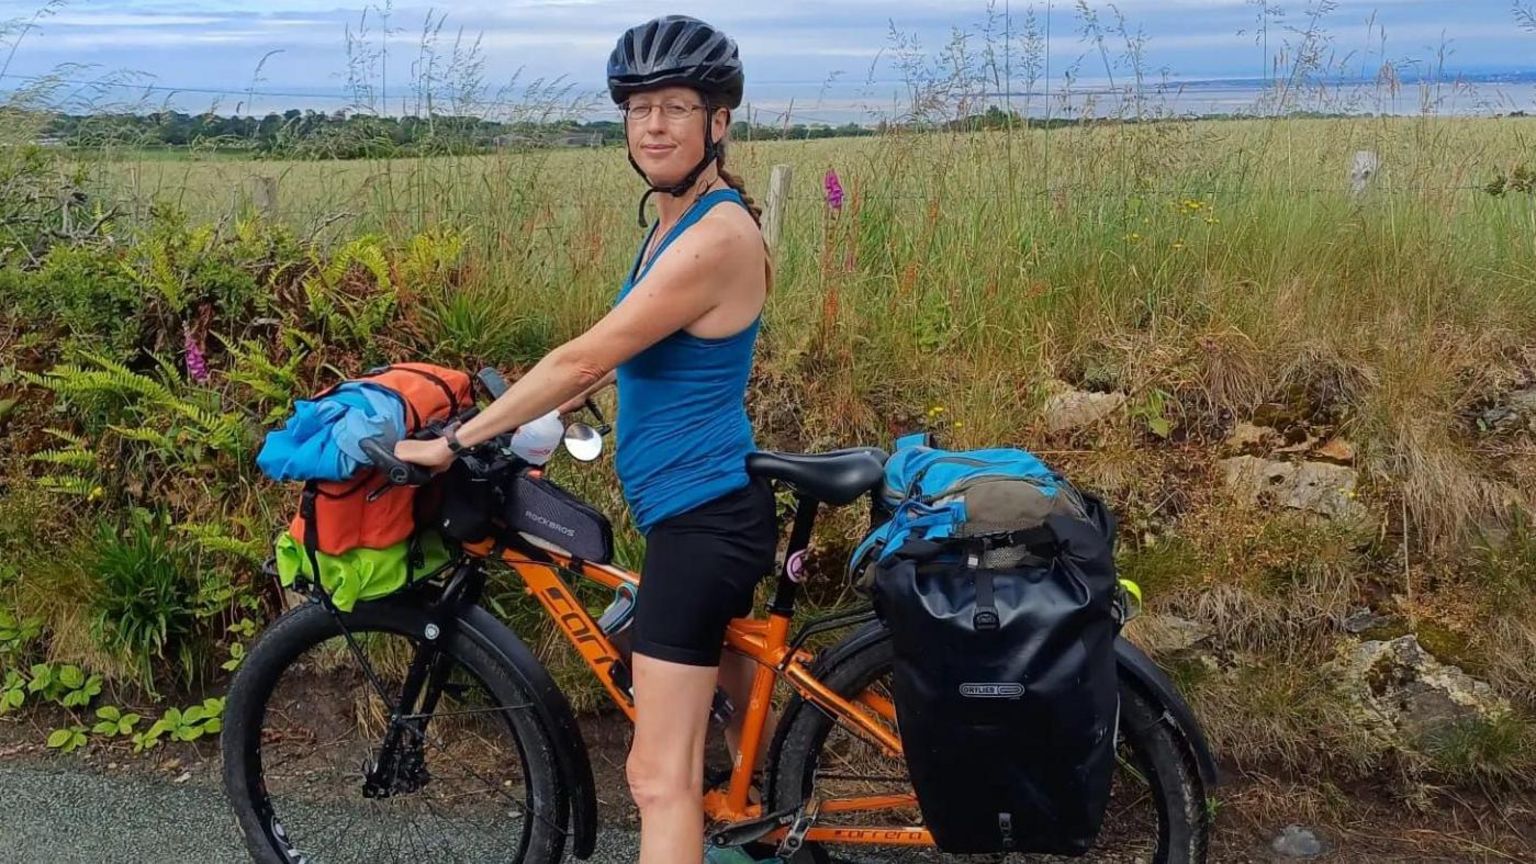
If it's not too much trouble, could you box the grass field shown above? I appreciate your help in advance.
[6,103,1536,798]
[94,115,1536,499]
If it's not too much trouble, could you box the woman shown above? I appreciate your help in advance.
[395,15,778,864]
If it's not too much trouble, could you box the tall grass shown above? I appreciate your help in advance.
[6,0,1536,787]
[95,113,1536,529]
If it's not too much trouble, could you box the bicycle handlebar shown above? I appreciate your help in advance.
[360,437,435,487]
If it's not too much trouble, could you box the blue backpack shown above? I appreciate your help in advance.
[847,433,1090,588]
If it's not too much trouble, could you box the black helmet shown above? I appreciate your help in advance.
[608,15,744,109]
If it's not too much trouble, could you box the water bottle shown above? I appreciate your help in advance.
[597,585,638,700]
[596,583,735,725]
[508,409,564,466]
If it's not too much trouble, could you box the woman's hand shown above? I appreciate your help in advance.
[394,437,455,473]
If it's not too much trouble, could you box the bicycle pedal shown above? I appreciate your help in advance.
[774,798,821,861]
[708,804,799,848]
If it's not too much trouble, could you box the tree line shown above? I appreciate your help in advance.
[39,109,881,158]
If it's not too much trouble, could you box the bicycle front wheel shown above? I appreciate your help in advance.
[221,599,567,864]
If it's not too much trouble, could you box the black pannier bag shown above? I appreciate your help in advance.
[869,493,1123,855]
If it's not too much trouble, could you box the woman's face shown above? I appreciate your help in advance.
[624,85,730,186]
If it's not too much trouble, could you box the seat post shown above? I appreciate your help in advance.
[768,493,819,617]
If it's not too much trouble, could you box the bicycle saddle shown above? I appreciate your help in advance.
[746,447,888,507]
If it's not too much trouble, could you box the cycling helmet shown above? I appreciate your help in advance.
[607,15,744,109]
[608,16,745,223]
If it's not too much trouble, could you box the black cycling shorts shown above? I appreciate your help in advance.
[631,476,778,667]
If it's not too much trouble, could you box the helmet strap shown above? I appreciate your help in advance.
[627,109,720,227]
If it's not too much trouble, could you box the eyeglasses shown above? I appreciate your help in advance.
[622,101,706,122]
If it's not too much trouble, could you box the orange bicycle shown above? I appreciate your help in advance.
[221,370,1217,863]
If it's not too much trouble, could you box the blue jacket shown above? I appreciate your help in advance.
[256,382,406,482]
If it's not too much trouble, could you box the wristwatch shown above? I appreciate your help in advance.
[443,421,468,454]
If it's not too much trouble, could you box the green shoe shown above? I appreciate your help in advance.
[703,843,777,864]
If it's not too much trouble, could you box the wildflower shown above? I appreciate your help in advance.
[1172,239,1186,251]
[88,486,104,501]
[184,323,210,384]
[1204,216,1220,225]
[1127,232,1143,243]
[823,169,844,213]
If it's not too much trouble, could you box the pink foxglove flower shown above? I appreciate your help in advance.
[824,169,845,213]
[184,323,210,384]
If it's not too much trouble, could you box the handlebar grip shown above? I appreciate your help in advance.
[360,438,434,487]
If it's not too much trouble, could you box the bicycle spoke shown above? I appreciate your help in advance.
[399,719,557,831]
[396,702,533,722]
[248,626,540,864]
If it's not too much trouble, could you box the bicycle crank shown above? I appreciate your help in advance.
[708,798,822,857]
[709,803,799,848]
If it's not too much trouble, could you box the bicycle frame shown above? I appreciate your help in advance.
[459,488,936,849]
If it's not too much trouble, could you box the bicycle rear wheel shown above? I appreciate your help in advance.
[770,625,1210,863]
[222,599,567,864]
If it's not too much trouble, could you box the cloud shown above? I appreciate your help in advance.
[47,13,228,27]
[2,0,1530,115]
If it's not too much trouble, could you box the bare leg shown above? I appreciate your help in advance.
[719,651,777,784]
[629,652,719,864]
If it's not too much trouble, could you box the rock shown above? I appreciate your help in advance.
[1219,456,1368,521]
[1333,636,1511,746]
[1508,387,1536,413]
[1478,404,1520,433]
[1271,824,1325,859]
[1312,437,1355,465]
[1042,389,1125,433]
[1127,613,1212,658]
[1479,388,1536,433]
[1274,433,1320,454]
[1225,421,1279,453]
[1341,607,1393,635]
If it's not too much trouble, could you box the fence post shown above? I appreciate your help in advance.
[253,175,280,221]
[763,164,793,252]
[1350,151,1379,198]
[58,190,73,235]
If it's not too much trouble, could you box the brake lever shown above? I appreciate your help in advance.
[584,397,612,435]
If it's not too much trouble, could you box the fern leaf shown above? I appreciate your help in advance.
[28,449,96,469]
[35,476,96,497]
[43,428,87,448]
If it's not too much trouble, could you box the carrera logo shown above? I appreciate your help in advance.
[524,510,576,537]
[960,682,1024,699]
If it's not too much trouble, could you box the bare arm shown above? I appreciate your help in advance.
[396,215,758,468]
[558,369,616,414]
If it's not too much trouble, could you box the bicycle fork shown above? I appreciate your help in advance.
[319,562,486,799]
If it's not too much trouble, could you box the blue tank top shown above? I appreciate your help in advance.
[613,188,762,534]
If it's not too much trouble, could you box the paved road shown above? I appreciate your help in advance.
[0,760,650,864]
[0,761,929,864]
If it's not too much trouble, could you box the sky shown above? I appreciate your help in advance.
[2,0,1535,121]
